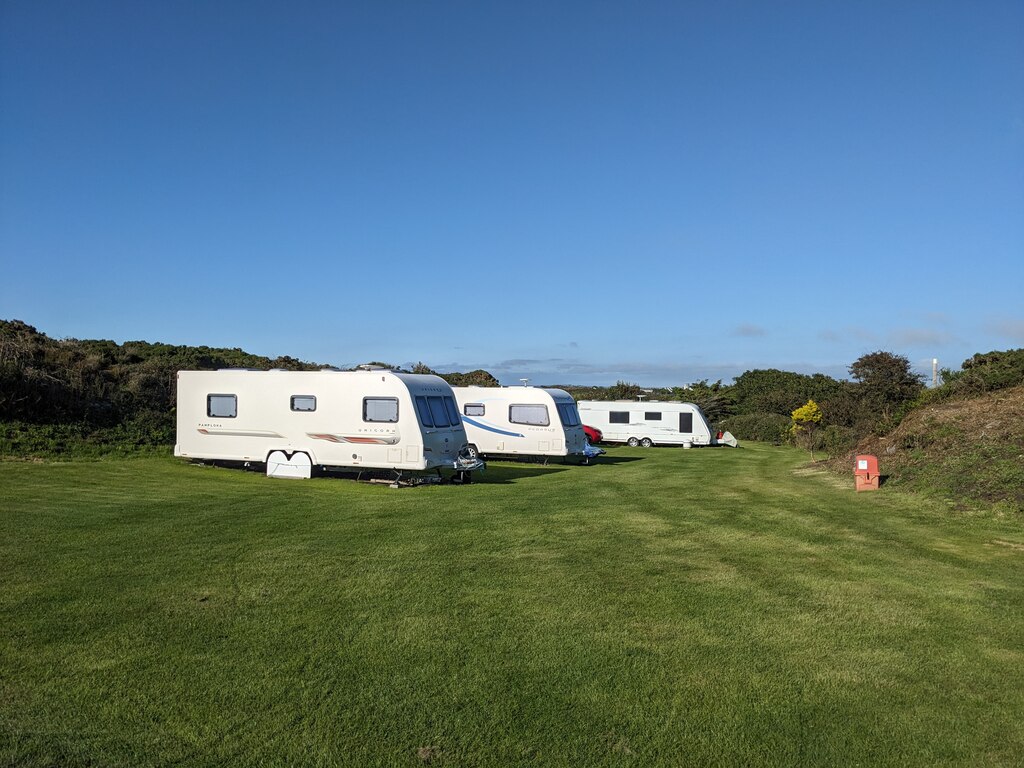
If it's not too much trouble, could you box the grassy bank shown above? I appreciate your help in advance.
[2,445,1022,766]
[829,384,1024,514]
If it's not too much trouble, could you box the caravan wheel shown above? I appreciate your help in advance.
[466,444,481,460]
[640,438,654,448]
[627,437,640,447]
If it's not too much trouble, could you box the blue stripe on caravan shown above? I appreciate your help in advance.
[462,416,524,438]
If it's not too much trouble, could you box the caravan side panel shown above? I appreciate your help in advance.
[453,386,587,458]
[175,370,469,471]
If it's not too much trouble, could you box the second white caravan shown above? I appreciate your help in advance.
[451,386,596,461]
[577,400,738,448]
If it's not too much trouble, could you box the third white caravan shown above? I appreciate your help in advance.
[577,400,738,448]
[451,386,589,460]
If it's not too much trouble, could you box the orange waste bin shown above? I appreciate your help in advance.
[854,455,879,492]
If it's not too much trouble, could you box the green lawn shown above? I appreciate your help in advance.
[2,445,1023,766]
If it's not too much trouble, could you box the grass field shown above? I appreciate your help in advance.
[2,444,1023,766]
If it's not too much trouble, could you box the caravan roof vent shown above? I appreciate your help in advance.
[356,363,391,371]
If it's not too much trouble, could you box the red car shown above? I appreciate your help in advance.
[583,424,603,444]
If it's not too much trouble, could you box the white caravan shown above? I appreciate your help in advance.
[175,368,484,479]
[451,386,595,460]
[577,401,738,448]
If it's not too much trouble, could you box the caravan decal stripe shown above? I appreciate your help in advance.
[462,416,524,438]
[307,433,399,445]
[198,429,283,438]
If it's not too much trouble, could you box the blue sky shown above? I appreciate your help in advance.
[2,1,1022,386]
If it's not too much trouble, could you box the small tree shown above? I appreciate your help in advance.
[848,350,924,429]
[671,379,736,423]
[790,399,823,461]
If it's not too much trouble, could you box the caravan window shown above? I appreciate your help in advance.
[291,395,316,412]
[556,402,581,427]
[363,397,398,422]
[443,396,461,425]
[207,394,237,418]
[415,395,433,427]
[510,404,549,426]
[679,412,694,433]
[427,396,450,427]
[609,411,629,424]
[645,412,662,421]
[464,403,485,417]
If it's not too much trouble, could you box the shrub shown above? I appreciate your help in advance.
[821,424,856,458]
[923,349,1024,405]
[790,400,824,460]
[721,413,790,443]
[0,421,167,459]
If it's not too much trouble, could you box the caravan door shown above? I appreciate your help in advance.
[679,411,693,435]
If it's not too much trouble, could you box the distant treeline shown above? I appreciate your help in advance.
[2,318,1022,457]
[560,348,1024,454]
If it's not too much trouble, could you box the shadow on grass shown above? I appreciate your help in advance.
[191,459,579,486]
[591,455,645,465]
[472,464,571,484]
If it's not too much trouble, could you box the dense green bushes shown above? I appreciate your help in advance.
[820,424,858,457]
[0,421,171,458]
[720,413,790,443]
[730,369,846,416]
[0,320,322,456]
[929,349,1024,401]
[411,362,500,387]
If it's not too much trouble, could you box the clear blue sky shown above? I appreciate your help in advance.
[2,1,1022,386]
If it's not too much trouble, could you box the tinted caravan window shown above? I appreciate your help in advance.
[509,404,549,426]
[427,396,451,427]
[207,394,237,418]
[556,402,580,427]
[679,412,694,433]
[363,397,398,422]
[464,403,485,417]
[415,395,433,427]
[291,395,316,412]
[443,396,461,425]
[609,411,629,424]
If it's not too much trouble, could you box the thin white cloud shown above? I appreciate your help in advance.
[922,312,952,326]
[733,324,767,337]
[850,327,878,342]
[888,328,957,347]
[986,317,1024,343]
